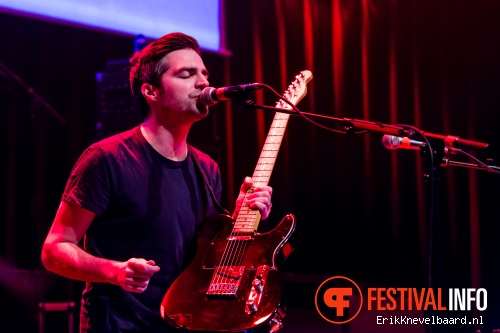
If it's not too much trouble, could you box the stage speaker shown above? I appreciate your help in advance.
[94,59,142,141]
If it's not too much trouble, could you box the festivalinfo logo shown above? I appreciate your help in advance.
[315,276,487,326]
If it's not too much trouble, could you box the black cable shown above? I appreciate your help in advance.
[445,148,500,175]
[260,84,355,134]
[399,125,436,292]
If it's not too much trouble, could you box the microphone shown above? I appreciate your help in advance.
[199,83,264,106]
[382,135,425,150]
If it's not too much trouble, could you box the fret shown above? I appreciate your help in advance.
[253,173,272,177]
[235,218,256,224]
[252,173,271,178]
[235,221,256,225]
[255,164,275,168]
[235,217,256,222]
[234,218,255,223]
[234,228,255,232]
[234,219,255,224]
[236,216,256,220]
[255,165,274,169]
[238,206,256,212]
[268,130,286,135]
[252,172,271,176]
[233,228,255,231]
[253,174,273,179]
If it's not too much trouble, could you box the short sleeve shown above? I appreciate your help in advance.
[62,146,110,215]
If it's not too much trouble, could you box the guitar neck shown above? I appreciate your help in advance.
[233,112,290,233]
[252,111,290,188]
[233,70,312,234]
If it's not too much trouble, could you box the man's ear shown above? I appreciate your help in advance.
[141,83,158,103]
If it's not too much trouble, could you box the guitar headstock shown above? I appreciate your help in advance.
[277,70,313,108]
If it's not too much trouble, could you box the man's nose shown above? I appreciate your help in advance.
[197,74,209,88]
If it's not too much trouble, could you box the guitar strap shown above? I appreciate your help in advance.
[189,146,230,216]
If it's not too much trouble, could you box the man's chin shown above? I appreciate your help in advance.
[196,104,210,117]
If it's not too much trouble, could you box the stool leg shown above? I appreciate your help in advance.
[68,309,74,333]
[38,304,45,333]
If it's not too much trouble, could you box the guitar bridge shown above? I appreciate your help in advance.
[206,266,245,297]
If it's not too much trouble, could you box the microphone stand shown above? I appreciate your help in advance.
[241,100,490,150]
[242,99,497,333]
[241,100,409,135]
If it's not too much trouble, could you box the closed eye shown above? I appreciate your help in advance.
[178,69,194,78]
[177,67,209,80]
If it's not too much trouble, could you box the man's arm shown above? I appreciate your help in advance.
[41,201,159,293]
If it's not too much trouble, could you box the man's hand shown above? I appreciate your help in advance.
[114,258,160,293]
[233,177,273,220]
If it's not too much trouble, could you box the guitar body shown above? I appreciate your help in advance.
[161,213,296,332]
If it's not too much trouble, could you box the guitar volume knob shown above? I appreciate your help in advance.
[246,300,258,313]
[252,279,263,293]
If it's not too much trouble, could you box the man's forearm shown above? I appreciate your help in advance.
[41,242,119,284]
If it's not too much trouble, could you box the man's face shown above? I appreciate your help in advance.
[154,48,210,121]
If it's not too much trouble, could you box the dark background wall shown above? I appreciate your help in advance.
[1,0,500,332]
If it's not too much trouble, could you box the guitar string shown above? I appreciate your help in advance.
[219,192,258,293]
[209,79,300,295]
[214,199,249,294]
[220,117,283,269]
[212,116,287,295]
[214,112,291,295]
[228,115,290,274]
[211,189,254,294]
[212,98,294,295]
[210,150,267,293]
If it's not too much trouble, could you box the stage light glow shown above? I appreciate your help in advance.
[0,0,222,52]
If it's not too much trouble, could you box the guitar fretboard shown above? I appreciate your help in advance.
[233,113,290,233]
[252,113,289,187]
[232,70,311,234]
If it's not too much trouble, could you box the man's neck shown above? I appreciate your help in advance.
[140,119,190,161]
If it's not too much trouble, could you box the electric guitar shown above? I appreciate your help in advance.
[160,70,313,332]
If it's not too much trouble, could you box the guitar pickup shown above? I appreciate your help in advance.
[245,265,270,314]
[216,266,244,280]
[207,266,245,297]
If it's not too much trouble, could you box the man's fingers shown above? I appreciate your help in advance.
[240,177,253,192]
[124,280,149,293]
[128,259,160,274]
[122,267,154,293]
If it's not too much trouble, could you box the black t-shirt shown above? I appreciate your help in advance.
[62,126,223,332]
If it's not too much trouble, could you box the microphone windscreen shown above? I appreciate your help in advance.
[199,87,217,106]
[382,135,402,150]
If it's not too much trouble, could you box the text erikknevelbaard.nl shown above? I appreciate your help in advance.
[376,315,483,325]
